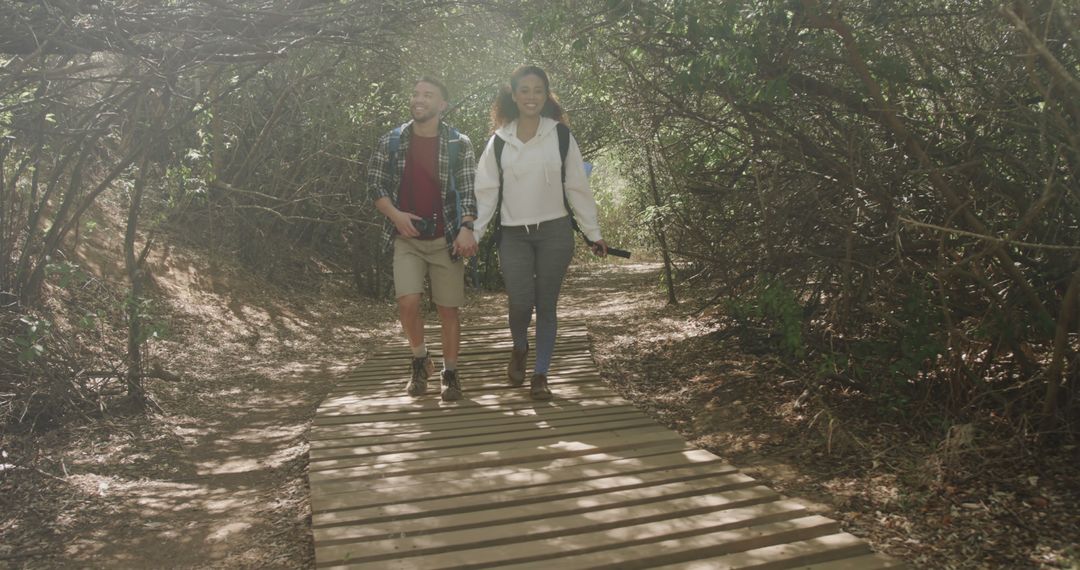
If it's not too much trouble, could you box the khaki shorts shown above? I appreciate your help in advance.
[392,237,465,307]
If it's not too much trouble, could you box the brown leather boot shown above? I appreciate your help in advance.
[406,354,433,396]
[530,373,553,401]
[440,369,463,402]
[507,345,528,386]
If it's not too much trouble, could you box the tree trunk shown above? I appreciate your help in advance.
[124,157,151,407]
[1041,266,1080,431]
[646,145,677,306]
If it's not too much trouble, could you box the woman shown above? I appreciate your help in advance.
[473,65,607,400]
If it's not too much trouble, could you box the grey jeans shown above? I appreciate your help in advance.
[498,216,575,375]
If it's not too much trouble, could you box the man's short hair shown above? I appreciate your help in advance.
[416,76,450,102]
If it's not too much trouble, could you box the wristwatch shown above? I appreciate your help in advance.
[460,220,475,231]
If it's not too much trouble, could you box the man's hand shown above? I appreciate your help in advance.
[453,228,478,258]
[393,210,422,238]
[591,239,609,257]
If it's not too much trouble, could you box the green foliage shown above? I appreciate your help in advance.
[126,296,169,345]
[891,282,946,381]
[45,261,87,289]
[726,275,806,360]
[13,317,50,363]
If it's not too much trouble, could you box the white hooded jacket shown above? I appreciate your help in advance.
[473,117,602,243]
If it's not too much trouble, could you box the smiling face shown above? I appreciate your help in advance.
[511,73,547,120]
[410,80,447,123]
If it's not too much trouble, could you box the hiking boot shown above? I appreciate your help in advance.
[530,373,553,401]
[406,354,433,397]
[441,369,463,402]
[507,345,529,387]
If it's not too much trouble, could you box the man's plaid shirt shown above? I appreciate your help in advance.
[367,120,478,252]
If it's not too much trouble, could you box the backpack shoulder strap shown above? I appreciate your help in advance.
[388,123,407,161]
[386,125,407,208]
[556,122,570,181]
[446,126,463,229]
[493,134,506,172]
[554,122,584,237]
[447,126,461,169]
[492,134,506,243]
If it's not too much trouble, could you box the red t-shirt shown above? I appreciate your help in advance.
[399,133,444,240]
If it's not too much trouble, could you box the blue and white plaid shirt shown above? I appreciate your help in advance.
[367,120,478,252]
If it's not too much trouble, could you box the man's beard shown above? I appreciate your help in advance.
[411,107,440,123]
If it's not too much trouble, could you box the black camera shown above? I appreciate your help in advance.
[411,217,436,237]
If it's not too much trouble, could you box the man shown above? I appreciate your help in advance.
[368,77,479,401]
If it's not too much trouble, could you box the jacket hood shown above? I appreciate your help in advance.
[495,116,559,147]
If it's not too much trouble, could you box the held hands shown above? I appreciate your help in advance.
[591,240,608,257]
[453,228,478,258]
[393,210,423,238]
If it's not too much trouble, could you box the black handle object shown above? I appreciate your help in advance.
[585,237,631,259]
[592,243,631,258]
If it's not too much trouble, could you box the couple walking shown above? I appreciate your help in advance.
[368,66,608,402]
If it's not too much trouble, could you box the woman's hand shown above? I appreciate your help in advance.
[591,240,608,257]
[454,228,478,258]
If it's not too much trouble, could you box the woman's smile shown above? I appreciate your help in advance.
[513,74,548,118]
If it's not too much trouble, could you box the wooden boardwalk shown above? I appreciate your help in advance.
[309,321,902,569]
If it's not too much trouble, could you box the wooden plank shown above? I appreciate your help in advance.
[313,466,751,531]
[326,363,606,388]
[312,400,632,431]
[310,409,648,453]
[309,415,660,467]
[333,367,604,388]
[650,533,883,570]
[374,336,589,352]
[311,406,643,446]
[317,515,841,569]
[309,432,689,494]
[310,404,642,442]
[330,357,596,386]
[799,553,907,569]
[323,382,610,404]
[313,397,628,429]
[363,346,592,365]
[311,443,710,511]
[314,478,775,545]
[469,516,841,570]
[315,388,631,421]
[309,424,687,481]
[314,488,797,566]
[326,366,604,395]
[348,344,592,363]
[316,392,628,418]
[330,355,598,383]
